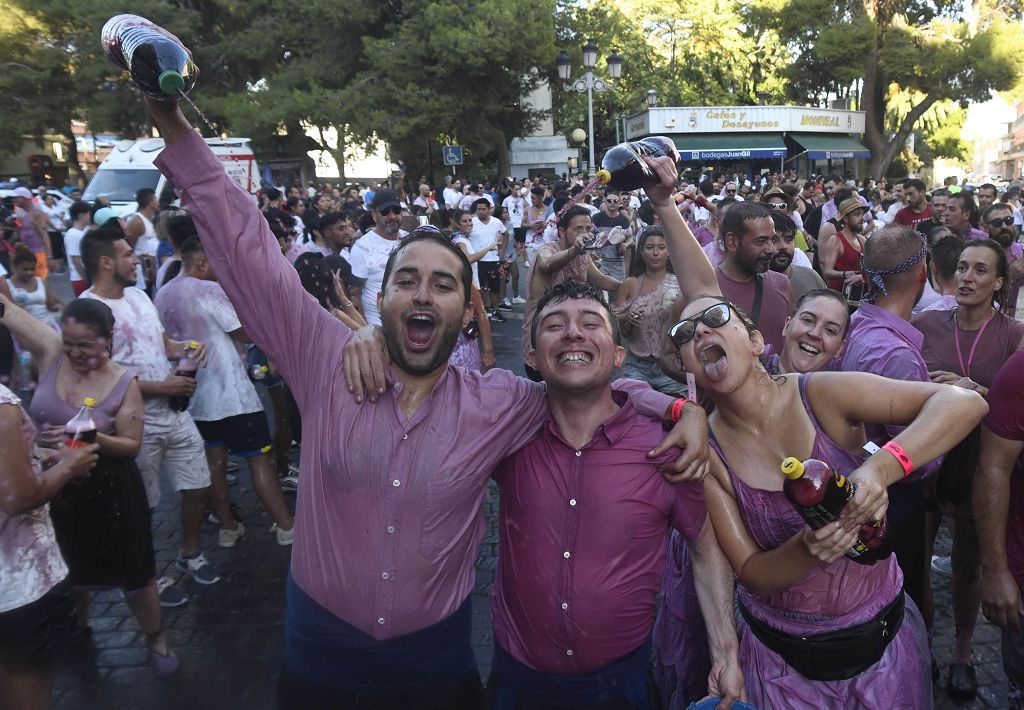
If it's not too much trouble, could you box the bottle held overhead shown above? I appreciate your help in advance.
[595,136,681,192]
[101,14,198,100]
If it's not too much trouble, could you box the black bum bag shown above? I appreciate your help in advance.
[738,590,905,681]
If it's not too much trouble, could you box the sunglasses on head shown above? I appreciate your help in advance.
[668,302,732,346]
[377,205,402,215]
[987,216,1014,228]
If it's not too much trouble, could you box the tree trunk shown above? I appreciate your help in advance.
[869,95,938,178]
[63,122,85,185]
[327,128,347,183]
[495,130,510,180]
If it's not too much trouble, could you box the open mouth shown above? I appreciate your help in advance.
[797,342,821,356]
[557,350,594,366]
[699,343,728,381]
[404,313,438,352]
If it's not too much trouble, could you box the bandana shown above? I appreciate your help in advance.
[861,236,928,302]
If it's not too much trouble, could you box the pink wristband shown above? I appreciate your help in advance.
[670,397,693,423]
[881,441,914,477]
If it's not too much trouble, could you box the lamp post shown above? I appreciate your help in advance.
[646,89,658,108]
[556,42,622,176]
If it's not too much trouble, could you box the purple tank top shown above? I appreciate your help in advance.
[710,374,903,628]
[28,355,134,434]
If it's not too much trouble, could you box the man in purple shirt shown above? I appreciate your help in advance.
[945,191,987,241]
[839,224,939,646]
[143,98,708,709]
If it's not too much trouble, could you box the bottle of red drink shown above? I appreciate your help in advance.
[169,341,199,413]
[594,136,682,192]
[101,14,198,100]
[780,456,891,565]
[65,397,98,449]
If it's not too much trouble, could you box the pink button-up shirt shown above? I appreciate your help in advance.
[491,391,706,674]
[156,132,674,641]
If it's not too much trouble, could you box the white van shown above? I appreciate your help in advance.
[82,137,259,211]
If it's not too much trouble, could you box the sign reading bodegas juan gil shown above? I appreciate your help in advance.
[624,105,866,139]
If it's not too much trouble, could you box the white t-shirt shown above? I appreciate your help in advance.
[82,286,172,416]
[459,193,493,211]
[349,229,407,326]
[470,216,506,263]
[64,226,88,281]
[443,187,461,209]
[154,275,262,421]
[502,195,526,228]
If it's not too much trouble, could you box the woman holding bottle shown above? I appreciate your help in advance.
[1,295,178,677]
[669,292,986,707]
[913,239,1024,700]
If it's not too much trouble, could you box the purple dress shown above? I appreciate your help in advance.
[714,375,930,709]
[449,332,482,371]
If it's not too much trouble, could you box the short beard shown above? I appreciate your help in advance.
[770,254,792,273]
[993,230,1014,248]
[114,271,136,288]
[381,312,462,376]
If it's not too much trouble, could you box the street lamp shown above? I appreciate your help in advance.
[646,89,658,108]
[567,156,578,174]
[556,41,622,175]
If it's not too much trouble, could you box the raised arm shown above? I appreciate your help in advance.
[0,293,62,372]
[146,99,345,407]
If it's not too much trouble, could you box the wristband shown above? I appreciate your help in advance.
[881,441,914,477]
[670,397,692,423]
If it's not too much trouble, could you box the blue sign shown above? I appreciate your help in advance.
[688,148,787,161]
[442,145,463,166]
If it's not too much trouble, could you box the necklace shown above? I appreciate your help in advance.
[953,307,995,379]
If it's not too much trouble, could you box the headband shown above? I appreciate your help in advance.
[861,237,928,302]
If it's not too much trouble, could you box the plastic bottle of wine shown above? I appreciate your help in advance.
[169,341,200,412]
[101,14,198,99]
[780,456,892,565]
[595,136,681,192]
[65,397,98,449]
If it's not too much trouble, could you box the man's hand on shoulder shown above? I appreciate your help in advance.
[343,325,393,402]
[650,401,710,483]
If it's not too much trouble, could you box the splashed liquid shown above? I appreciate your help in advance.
[178,90,216,135]
[528,175,606,246]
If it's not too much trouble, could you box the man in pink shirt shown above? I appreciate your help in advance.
[144,98,708,708]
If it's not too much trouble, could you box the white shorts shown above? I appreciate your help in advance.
[135,406,212,508]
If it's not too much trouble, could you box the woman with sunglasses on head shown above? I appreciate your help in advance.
[668,293,986,708]
[912,239,1024,700]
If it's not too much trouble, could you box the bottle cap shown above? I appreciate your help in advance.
[594,169,612,185]
[780,456,804,480]
[158,70,185,96]
[187,340,200,349]
[260,365,268,372]
[83,397,97,408]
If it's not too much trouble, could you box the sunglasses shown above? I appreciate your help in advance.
[668,302,732,346]
[987,216,1014,228]
[767,202,788,210]
[726,189,736,194]
[377,205,402,215]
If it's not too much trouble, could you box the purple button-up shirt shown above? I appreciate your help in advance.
[155,132,674,640]
[491,390,705,674]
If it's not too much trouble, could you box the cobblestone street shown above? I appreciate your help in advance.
[49,300,1012,709]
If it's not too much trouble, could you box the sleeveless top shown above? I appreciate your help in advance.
[612,273,680,360]
[0,383,68,612]
[19,207,45,253]
[710,374,902,629]
[29,354,135,435]
[826,231,864,291]
[8,277,55,326]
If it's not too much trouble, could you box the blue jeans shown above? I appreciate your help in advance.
[616,354,688,398]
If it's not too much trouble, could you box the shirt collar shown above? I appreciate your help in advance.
[543,388,636,449]
[854,303,924,350]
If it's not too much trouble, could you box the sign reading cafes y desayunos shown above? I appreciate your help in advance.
[625,105,866,140]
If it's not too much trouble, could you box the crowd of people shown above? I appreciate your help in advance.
[1,96,1024,710]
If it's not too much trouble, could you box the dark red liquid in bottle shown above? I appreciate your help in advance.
[169,343,199,412]
[596,137,682,192]
[102,15,198,100]
[65,398,98,449]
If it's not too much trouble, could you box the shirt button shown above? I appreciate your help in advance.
[569,499,577,506]
[382,572,389,580]
[377,617,385,625]
[561,602,569,610]
[392,480,401,487]
[575,451,582,457]
[566,649,574,656]
[563,551,571,559]
[402,434,408,440]
[386,526,395,534]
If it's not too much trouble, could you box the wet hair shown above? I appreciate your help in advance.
[80,227,126,280]
[557,205,591,231]
[770,212,797,237]
[11,244,36,268]
[61,298,115,340]
[180,235,205,266]
[791,288,851,337]
[166,214,198,249]
[961,238,1010,310]
[931,235,965,281]
[630,226,674,277]
[720,201,772,242]
[380,227,473,307]
[530,280,621,348]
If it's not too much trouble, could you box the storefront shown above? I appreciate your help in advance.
[623,105,869,181]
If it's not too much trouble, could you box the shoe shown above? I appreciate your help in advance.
[156,576,188,608]
[150,648,181,677]
[512,296,526,304]
[218,521,246,548]
[272,523,295,546]
[498,300,513,310]
[226,460,240,473]
[175,552,221,585]
[489,310,506,323]
[947,662,977,700]
[225,472,238,486]
[206,502,244,527]
[279,474,299,493]
[931,555,952,577]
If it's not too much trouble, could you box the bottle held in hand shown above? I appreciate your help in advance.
[781,456,891,565]
[65,397,98,449]
[102,14,198,100]
[169,341,199,412]
[595,136,681,192]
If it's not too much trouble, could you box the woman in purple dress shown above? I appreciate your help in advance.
[669,294,986,708]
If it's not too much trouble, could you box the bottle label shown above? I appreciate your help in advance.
[65,436,92,449]
[793,472,854,529]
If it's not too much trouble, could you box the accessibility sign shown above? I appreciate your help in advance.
[442,145,463,166]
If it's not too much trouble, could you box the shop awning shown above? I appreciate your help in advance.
[789,132,870,160]
[672,134,787,161]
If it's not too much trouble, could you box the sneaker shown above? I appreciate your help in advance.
[218,521,246,548]
[272,524,295,546]
[489,310,506,323]
[225,472,238,486]
[498,300,513,310]
[931,555,952,577]
[156,576,188,608]
[512,296,526,304]
[176,552,221,585]
[206,502,244,527]
[279,474,299,493]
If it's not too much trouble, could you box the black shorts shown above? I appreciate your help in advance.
[478,261,503,291]
[513,226,528,244]
[0,578,78,672]
[195,412,272,458]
